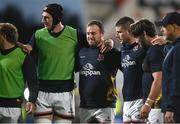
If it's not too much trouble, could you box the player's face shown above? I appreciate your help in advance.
[135,34,149,47]
[161,25,174,41]
[41,12,53,29]
[86,25,103,47]
[115,26,130,44]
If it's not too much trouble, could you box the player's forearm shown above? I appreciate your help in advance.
[146,71,162,106]
[148,79,162,100]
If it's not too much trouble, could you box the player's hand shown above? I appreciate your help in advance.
[100,39,114,53]
[26,102,36,114]
[16,42,32,54]
[151,36,167,45]
[164,111,175,123]
[140,104,151,119]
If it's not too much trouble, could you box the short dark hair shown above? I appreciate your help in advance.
[0,23,18,43]
[87,20,104,34]
[115,17,134,30]
[130,19,156,37]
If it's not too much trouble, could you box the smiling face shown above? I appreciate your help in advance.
[41,11,53,30]
[86,24,103,47]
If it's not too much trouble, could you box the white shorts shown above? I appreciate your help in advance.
[0,107,21,123]
[35,91,75,119]
[147,108,164,123]
[79,108,116,123]
[123,99,144,122]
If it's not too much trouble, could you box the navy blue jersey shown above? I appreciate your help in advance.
[78,47,121,108]
[121,42,146,101]
[162,37,180,114]
[142,45,164,102]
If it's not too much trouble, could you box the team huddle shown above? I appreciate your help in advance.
[0,3,180,124]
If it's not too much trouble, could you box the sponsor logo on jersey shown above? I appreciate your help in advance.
[80,63,100,76]
[80,55,85,58]
[133,45,139,52]
[121,55,136,67]
[97,53,104,61]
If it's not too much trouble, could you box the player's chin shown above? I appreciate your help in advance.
[44,24,50,28]
[88,40,93,44]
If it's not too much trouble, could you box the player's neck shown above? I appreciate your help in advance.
[52,22,64,33]
[2,41,15,50]
[128,37,136,44]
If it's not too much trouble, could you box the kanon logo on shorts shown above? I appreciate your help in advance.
[80,63,100,76]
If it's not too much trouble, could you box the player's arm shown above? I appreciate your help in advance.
[100,39,114,53]
[164,49,180,123]
[16,42,32,54]
[141,71,162,118]
[141,46,164,118]
[105,48,122,71]
[77,29,89,47]
[147,71,162,103]
[22,54,39,114]
[16,34,36,54]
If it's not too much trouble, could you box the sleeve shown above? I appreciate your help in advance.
[77,29,89,48]
[22,55,39,103]
[74,50,80,73]
[28,33,38,63]
[149,46,164,73]
[28,33,36,48]
[106,48,122,70]
[29,33,38,53]
[74,29,89,72]
[166,47,180,112]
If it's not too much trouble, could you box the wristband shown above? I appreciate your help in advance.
[145,98,154,107]
[145,102,151,108]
